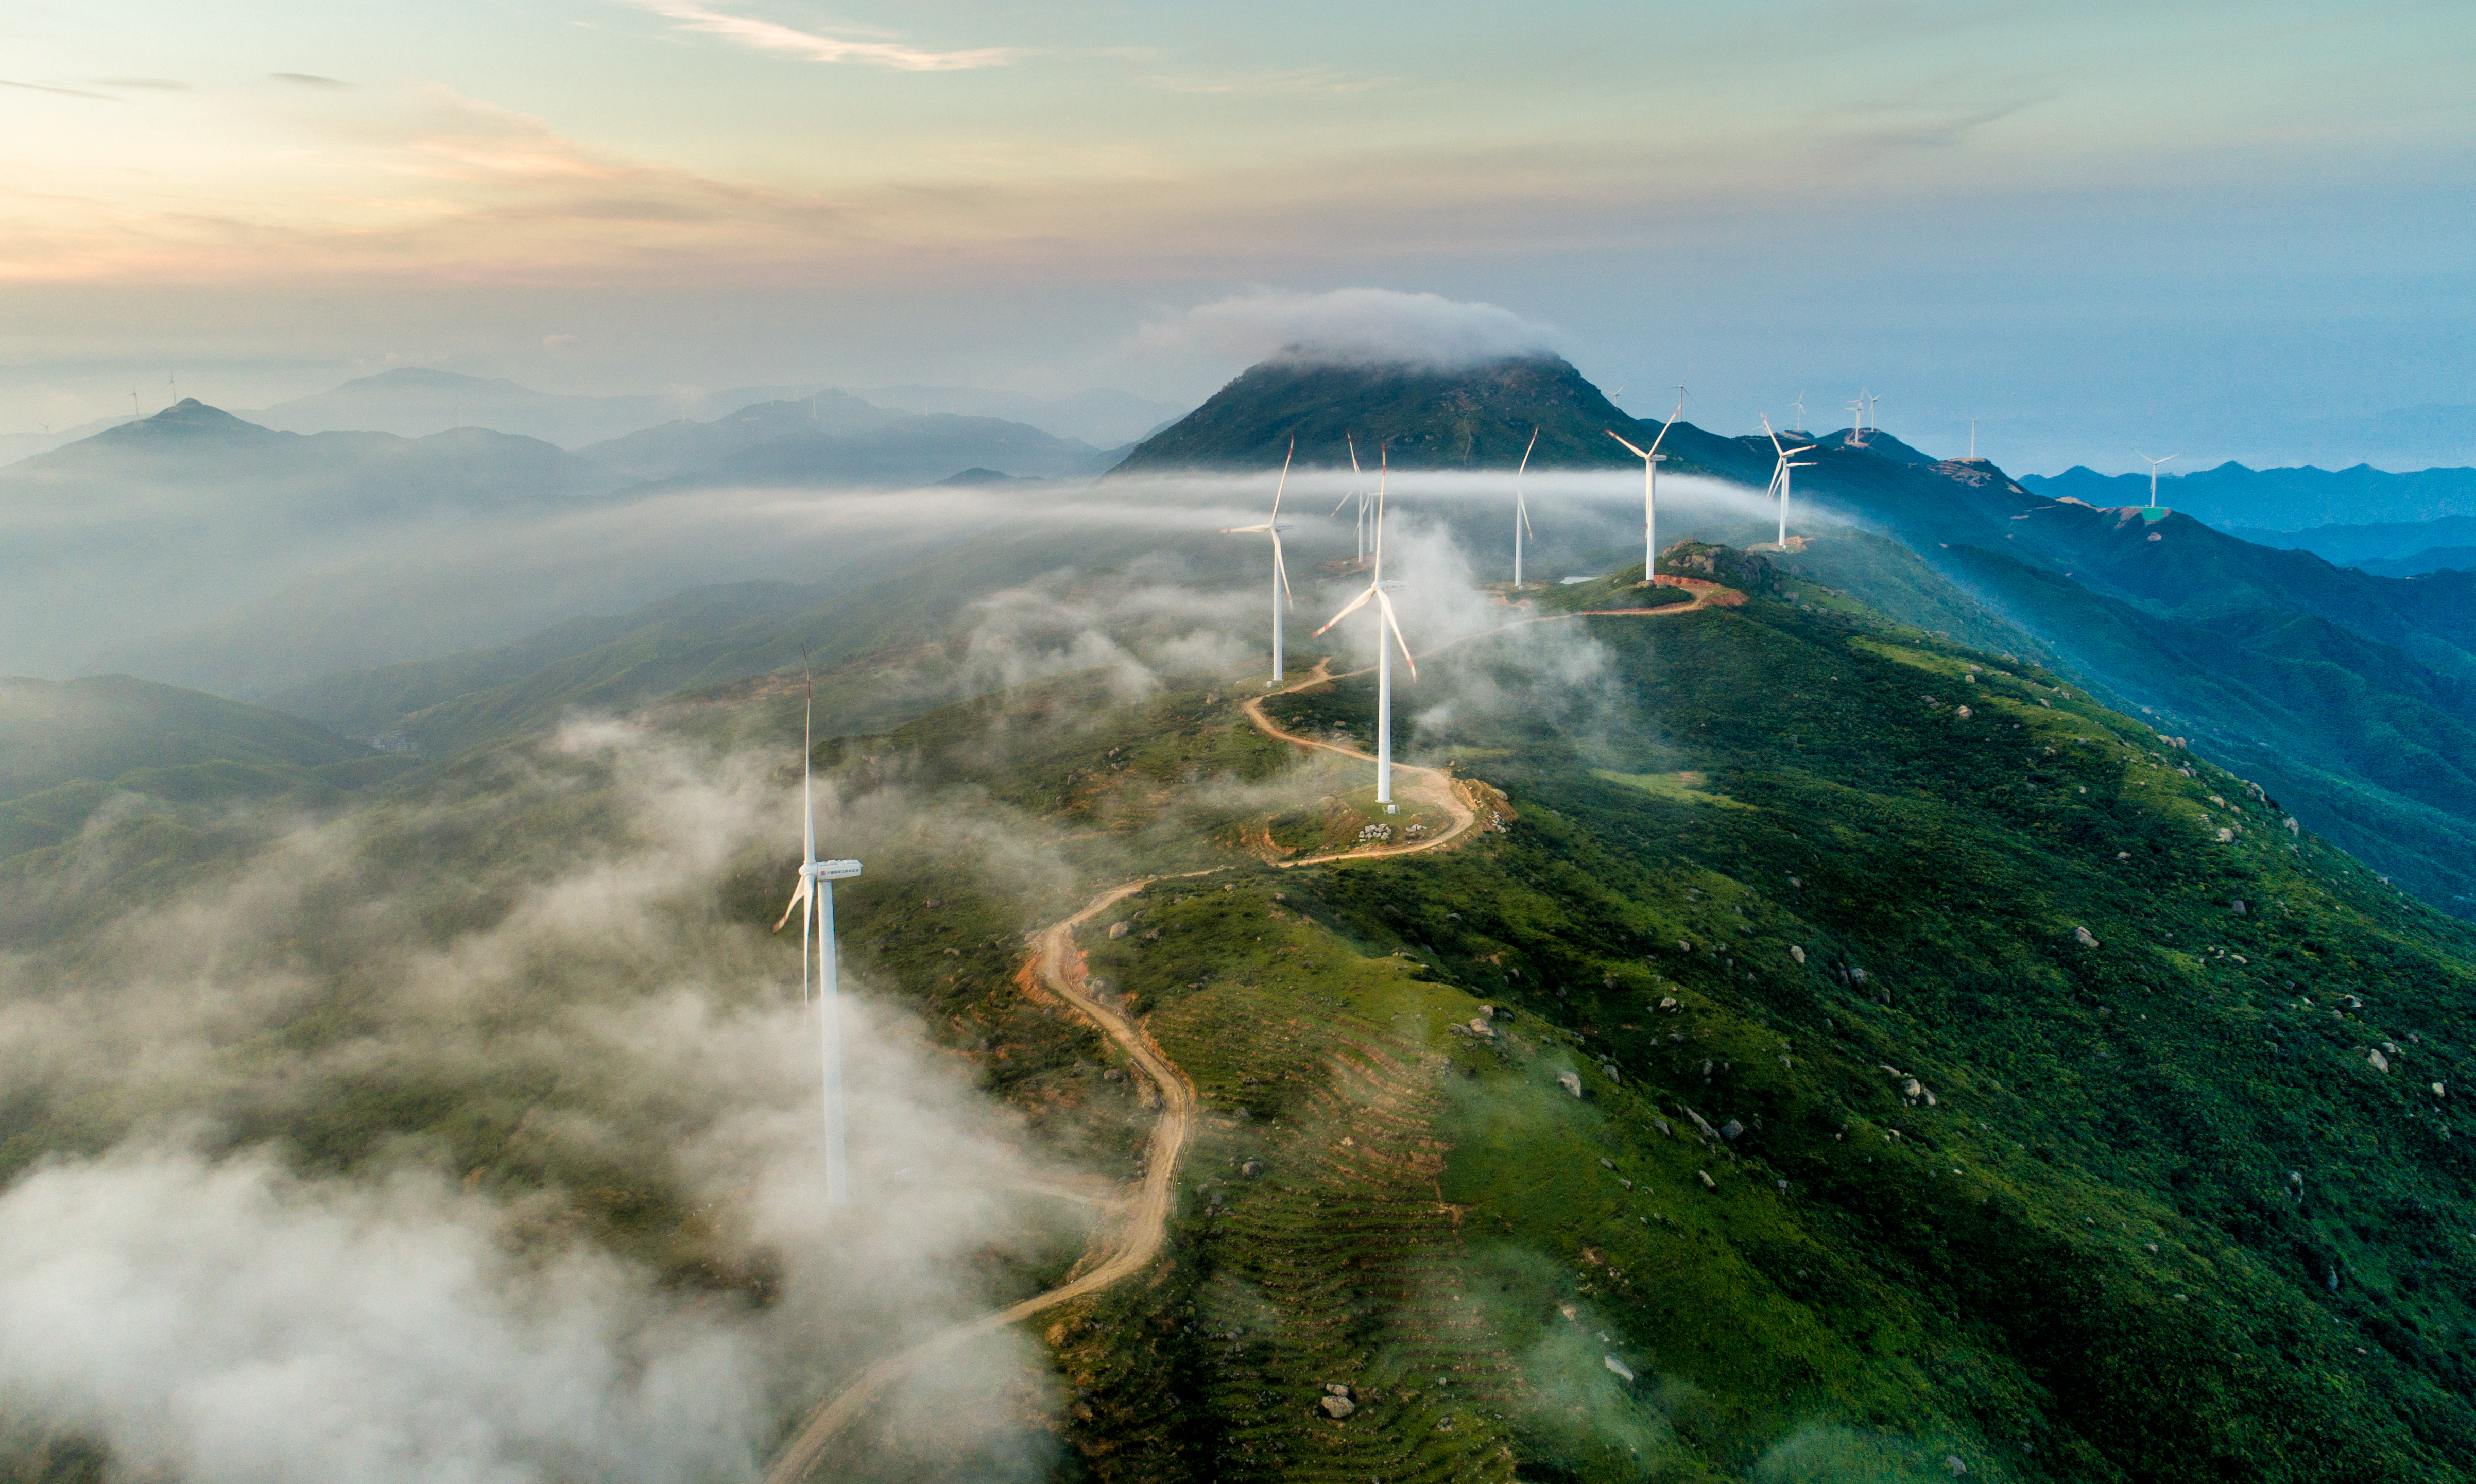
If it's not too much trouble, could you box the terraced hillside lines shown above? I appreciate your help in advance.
[1139,976,1526,1484]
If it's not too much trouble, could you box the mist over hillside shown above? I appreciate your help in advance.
[9,345,2476,1484]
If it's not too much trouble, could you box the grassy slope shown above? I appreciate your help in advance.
[0,674,414,866]
[1042,572,2476,1483]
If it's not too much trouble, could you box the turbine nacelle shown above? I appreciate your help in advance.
[803,859,864,881]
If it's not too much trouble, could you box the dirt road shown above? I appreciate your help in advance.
[758,582,1728,1480]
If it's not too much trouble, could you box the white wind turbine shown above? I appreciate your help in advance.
[1223,440,1295,684]
[1314,445,1416,809]
[1329,432,1370,563]
[1792,391,1808,432]
[1606,387,1683,583]
[2137,451,2178,508]
[1762,413,1817,548]
[1511,426,1539,589]
[771,664,862,1207]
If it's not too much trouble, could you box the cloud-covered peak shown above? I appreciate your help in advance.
[1139,288,1559,371]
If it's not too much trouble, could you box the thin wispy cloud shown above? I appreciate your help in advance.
[1,79,115,100]
[91,78,188,91]
[269,72,351,89]
[629,1,1024,72]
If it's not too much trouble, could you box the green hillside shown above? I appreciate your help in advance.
[0,673,413,891]
[8,546,2474,1483]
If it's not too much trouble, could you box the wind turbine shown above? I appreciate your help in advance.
[1329,432,1369,563]
[1968,418,1979,461]
[1314,445,1416,809]
[1606,387,1683,582]
[1511,426,1539,589]
[1223,440,1295,684]
[771,663,862,1207]
[1792,391,1808,432]
[1762,413,1817,549]
[2137,451,2178,508]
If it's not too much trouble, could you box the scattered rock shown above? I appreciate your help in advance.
[1477,1004,1495,1019]
[2434,1082,2448,1098]
[1790,945,1807,964]
[2369,1049,2391,1073]
[1108,921,1130,939]
[1467,1018,1496,1038]
[1848,967,1869,985]
[1319,1394,1356,1419]
[1776,1178,1790,1194]
[1683,1107,1721,1139]
[1698,1170,1716,1189]
[1653,1116,1672,1136]
[2216,827,2236,842]
[1325,1383,1352,1399]
[1603,1356,1636,1382]
[1601,1063,1623,1084]
[1955,705,1973,719]
[1946,1457,1968,1477]
[1658,996,1679,1011]
[1558,1070,1584,1097]
[1601,1158,1616,1169]
[2230,899,2247,915]
[2074,926,2100,948]
[1720,1119,1744,1141]
[1241,1159,1264,1177]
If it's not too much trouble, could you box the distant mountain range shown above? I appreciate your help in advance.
[230,367,1183,452]
[2026,462,2476,529]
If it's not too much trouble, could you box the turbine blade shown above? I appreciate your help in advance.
[1331,489,1356,516]
[1605,428,1648,459]
[1314,583,1376,636]
[1377,590,1418,680]
[1223,523,1272,533]
[771,876,810,933]
[1271,531,1292,603]
[1270,439,1293,520]
[1519,492,1534,538]
[1647,408,1677,455]
[1347,431,1361,476]
[1517,426,1539,479]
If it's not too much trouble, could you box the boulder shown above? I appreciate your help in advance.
[2369,1049,2390,1073]
[1241,1159,1264,1178]
[1698,1170,1717,1189]
[1319,1395,1356,1419]
[1720,1119,1744,1141]
[1603,1356,1636,1382]
[1790,945,1807,964]
[1558,1070,1584,1097]
[1467,1018,1496,1038]
[2074,926,2100,948]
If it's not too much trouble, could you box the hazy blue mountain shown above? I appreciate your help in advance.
[243,367,835,446]
[575,394,898,478]
[2225,513,2476,567]
[2025,461,2476,528]
[2359,547,2476,577]
[852,384,1189,447]
[0,401,631,682]
[671,412,1120,488]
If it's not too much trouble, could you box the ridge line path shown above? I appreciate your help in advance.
[759,576,1732,1482]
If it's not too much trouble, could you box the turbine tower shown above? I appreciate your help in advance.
[2137,451,2178,508]
[1762,412,1818,549]
[771,666,862,1206]
[1511,426,1539,589]
[1330,432,1369,563]
[1222,440,1295,684]
[1606,387,1683,583]
[1314,446,1416,809]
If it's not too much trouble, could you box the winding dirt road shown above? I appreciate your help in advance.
[759,583,1727,1481]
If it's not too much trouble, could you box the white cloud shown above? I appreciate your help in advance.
[1135,288,1560,370]
[628,1,1024,72]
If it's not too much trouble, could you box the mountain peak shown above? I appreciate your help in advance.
[90,399,284,450]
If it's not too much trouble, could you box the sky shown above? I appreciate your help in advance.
[3,0,2471,471]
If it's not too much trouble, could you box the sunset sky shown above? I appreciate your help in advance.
[4,0,2469,469]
